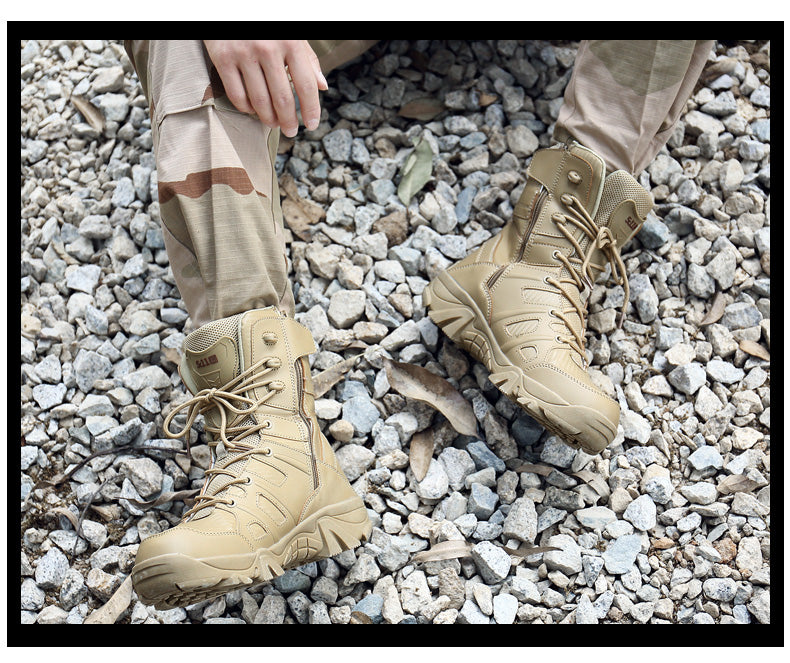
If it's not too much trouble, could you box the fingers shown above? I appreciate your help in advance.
[219,65,254,115]
[240,62,278,128]
[203,40,326,135]
[286,46,321,130]
[259,46,299,137]
[307,42,329,91]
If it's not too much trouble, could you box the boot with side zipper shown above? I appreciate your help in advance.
[424,141,653,454]
[131,306,371,609]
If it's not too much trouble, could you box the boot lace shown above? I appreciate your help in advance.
[545,192,630,362]
[162,353,285,519]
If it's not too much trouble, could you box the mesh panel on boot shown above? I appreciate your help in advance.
[184,313,246,353]
[595,170,653,225]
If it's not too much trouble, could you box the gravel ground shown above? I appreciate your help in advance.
[20,39,771,625]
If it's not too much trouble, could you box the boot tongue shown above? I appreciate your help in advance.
[594,170,654,246]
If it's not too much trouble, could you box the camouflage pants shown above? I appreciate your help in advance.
[125,39,712,327]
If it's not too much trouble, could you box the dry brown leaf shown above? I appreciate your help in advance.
[49,507,80,531]
[349,611,373,624]
[71,95,105,132]
[478,92,498,107]
[313,354,362,399]
[409,430,434,482]
[412,540,473,564]
[716,474,761,495]
[83,575,133,624]
[398,97,445,121]
[281,198,314,241]
[160,345,181,366]
[279,174,325,241]
[88,504,117,521]
[700,292,726,326]
[277,135,294,154]
[126,489,200,508]
[511,462,554,476]
[383,358,477,436]
[506,543,561,562]
[573,469,611,498]
[738,339,770,361]
[281,174,324,223]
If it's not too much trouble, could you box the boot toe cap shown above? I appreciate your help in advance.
[517,364,620,453]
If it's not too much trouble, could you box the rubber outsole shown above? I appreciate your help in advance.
[423,272,617,454]
[132,498,371,610]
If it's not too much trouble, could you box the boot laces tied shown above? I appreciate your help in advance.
[162,355,284,519]
[545,194,632,361]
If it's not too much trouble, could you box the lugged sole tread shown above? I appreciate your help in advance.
[133,504,371,610]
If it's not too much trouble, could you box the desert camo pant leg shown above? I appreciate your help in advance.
[124,39,291,327]
[124,40,377,327]
[555,40,715,175]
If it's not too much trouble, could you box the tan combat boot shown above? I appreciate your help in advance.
[132,307,371,609]
[424,141,652,454]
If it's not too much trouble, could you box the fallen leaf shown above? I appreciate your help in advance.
[716,474,761,495]
[506,543,561,562]
[412,540,473,564]
[281,174,324,223]
[48,507,80,531]
[397,138,433,206]
[88,504,117,521]
[478,92,498,107]
[125,489,200,508]
[349,611,373,624]
[160,346,181,366]
[700,292,726,326]
[83,576,133,624]
[71,94,105,132]
[511,462,554,476]
[281,198,315,241]
[312,354,362,399]
[398,97,445,122]
[277,135,294,154]
[738,339,770,361]
[573,469,611,499]
[280,173,325,241]
[383,358,477,436]
[409,430,434,482]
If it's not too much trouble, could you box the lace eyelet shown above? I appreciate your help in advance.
[270,381,285,391]
[551,212,565,224]
[543,276,550,284]
[549,310,558,318]
[262,332,278,345]
[263,447,273,456]
[567,170,582,184]
[555,336,563,344]
[552,250,561,259]
[244,477,252,485]
[262,420,272,429]
[227,499,236,507]
[560,193,574,206]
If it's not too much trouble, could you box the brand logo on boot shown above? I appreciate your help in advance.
[625,215,638,230]
[195,354,218,369]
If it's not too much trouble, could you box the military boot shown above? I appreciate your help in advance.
[132,307,371,609]
[424,141,652,454]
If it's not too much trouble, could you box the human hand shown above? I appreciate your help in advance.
[203,40,328,137]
